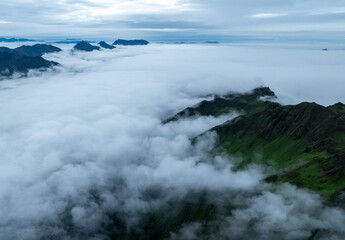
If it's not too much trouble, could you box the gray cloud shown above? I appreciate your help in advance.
[0,0,344,40]
[0,43,345,239]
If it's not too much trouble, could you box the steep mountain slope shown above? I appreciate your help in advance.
[99,41,116,49]
[73,41,100,51]
[166,87,345,198]
[214,101,345,198]
[0,52,58,77]
[164,87,276,123]
[0,44,61,57]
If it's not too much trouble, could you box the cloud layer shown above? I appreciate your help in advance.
[0,43,345,239]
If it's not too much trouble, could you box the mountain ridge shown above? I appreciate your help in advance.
[0,44,61,57]
[0,52,58,77]
[73,41,100,51]
[166,87,345,198]
[113,39,149,46]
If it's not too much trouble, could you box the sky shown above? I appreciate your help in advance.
[1,0,345,41]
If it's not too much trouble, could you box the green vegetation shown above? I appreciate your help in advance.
[164,87,277,123]
[129,194,217,240]
[214,97,345,198]
[167,87,345,199]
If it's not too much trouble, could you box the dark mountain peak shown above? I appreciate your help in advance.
[332,102,345,107]
[113,39,149,46]
[329,102,345,113]
[98,41,116,49]
[14,44,62,57]
[0,52,58,77]
[291,101,327,115]
[164,87,278,123]
[0,44,61,57]
[251,87,276,98]
[32,44,61,52]
[73,41,100,52]
[0,47,12,54]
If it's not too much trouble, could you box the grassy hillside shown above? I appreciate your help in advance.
[215,101,345,198]
[164,87,277,123]
[166,87,345,198]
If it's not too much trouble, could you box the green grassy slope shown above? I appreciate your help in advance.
[166,87,345,198]
[214,101,345,198]
[164,87,277,123]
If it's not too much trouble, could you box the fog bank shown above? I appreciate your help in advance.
[0,43,345,239]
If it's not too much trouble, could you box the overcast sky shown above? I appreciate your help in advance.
[1,0,345,41]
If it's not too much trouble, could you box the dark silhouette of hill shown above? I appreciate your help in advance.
[164,87,276,123]
[0,52,58,77]
[73,41,100,51]
[0,38,35,42]
[0,44,61,57]
[113,39,149,46]
[98,41,116,49]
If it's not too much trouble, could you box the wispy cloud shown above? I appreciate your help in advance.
[0,0,345,40]
[1,43,345,239]
[251,13,286,18]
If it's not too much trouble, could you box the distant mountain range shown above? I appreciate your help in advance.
[204,41,219,44]
[0,38,35,42]
[72,39,150,51]
[53,39,96,44]
[0,38,151,77]
[113,39,149,46]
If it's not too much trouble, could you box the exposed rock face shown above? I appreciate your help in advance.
[73,41,100,51]
[99,41,116,49]
[113,39,149,46]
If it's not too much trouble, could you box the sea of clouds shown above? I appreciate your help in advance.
[1,43,345,239]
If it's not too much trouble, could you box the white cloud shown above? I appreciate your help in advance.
[1,0,345,39]
[0,43,345,239]
[251,13,286,18]
[56,0,192,22]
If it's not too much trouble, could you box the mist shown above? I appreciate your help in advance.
[1,43,345,239]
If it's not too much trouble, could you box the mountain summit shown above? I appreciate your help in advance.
[73,41,100,51]
[0,44,61,57]
[98,41,115,49]
[166,87,345,198]
[0,52,58,77]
